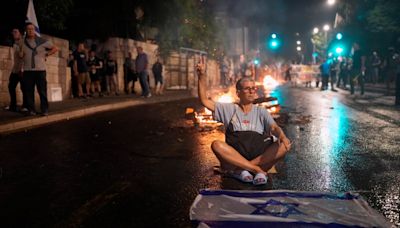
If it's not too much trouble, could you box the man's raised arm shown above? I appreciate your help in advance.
[196,62,215,111]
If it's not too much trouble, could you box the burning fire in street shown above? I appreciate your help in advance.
[188,75,282,126]
[263,75,279,90]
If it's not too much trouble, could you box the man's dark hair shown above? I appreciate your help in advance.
[25,22,34,27]
[236,77,254,91]
[12,28,22,34]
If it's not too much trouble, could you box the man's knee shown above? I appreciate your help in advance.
[211,140,225,154]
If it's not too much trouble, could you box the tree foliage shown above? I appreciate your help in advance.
[35,0,73,31]
[153,0,224,58]
[366,0,400,33]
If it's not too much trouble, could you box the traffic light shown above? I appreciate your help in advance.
[253,59,260,65]
[329,32,346,56]
[268,33,280,50]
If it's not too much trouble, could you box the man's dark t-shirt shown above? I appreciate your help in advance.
[74,51,88,73]
[352,49,365,70]
[105,59,117,76]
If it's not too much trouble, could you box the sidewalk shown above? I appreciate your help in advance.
[364,82,396,95]
[0,91,193,134]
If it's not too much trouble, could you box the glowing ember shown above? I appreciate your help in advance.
[268,106,277,113]
[263,75,279,89]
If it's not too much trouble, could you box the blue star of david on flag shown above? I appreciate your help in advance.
[249,199,304,217]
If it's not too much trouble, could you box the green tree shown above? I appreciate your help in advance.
[35,0,73,31]
[153,0,224,58]
[366,0,400,33]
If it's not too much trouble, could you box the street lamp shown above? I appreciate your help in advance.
[323,24,330,31]
[313,27,319,34]
[327,0,335,5]
[296,40,301,45]
[296,46,302,51]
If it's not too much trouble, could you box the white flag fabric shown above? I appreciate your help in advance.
[26,0,40,37]
[190,189,392,227]
[334,13,344,29]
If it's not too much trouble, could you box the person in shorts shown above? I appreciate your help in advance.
[73,42,90,97]
[87,50,103,97]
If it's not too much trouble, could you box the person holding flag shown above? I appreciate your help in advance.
[18,0,58,115]
[19,22,58,116]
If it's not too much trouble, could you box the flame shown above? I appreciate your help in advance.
[263,75,279,89]
[268,107,277,113]
[217,94,235,103]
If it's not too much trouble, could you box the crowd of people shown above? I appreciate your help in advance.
[68,44,163,99]
[5,23,58,116]
[315,42,400,96]
[4,25,164,116]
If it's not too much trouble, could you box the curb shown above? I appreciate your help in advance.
[0,94,193,135]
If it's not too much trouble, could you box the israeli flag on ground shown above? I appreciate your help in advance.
[190,190,392,227]
[26,0,40,37]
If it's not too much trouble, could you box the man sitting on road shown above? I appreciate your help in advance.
[196,62,291,185]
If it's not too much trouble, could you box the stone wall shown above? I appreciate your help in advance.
[0,35,221,106]
[90,38,158,92]
[0,34,69,106]
[91,38,221,94]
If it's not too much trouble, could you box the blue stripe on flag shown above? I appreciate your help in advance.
[199,190,358,200]
[193,220,363,228]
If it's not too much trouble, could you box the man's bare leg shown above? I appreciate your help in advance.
[250,142,289,172]
[211,140,266,175]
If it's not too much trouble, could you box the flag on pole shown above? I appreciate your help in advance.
[334,12,344,29]
[190,189,392,227]
[26,0,40,36]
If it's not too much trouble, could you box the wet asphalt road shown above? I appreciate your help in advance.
[0,85,399,227]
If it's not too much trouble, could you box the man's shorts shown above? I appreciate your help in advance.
[225,131,274,160]
[126,71,137,82]
[78,72,91,84]
[90,72,100,82]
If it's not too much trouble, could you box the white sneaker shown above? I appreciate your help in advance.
[145,93,152,98]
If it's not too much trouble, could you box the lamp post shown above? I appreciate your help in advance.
[311,27,319,64]
[323,24,330,45]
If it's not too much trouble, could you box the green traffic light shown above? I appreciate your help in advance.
[336,33,343,40]
[335,47,343,54]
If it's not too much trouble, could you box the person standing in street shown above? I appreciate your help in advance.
[124,52,137,94]
[350,42,366,95]
[135,46,151,98]
[329,58,338,92]
[383,47,397,95]
[152,58,163,95]
[104,51,119,96]
[6,28,27,112]
[319,58,330,91]
[370,51,381,84]
[20,23,58,116]
[73,42,91,98]
[87,50,103,97]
